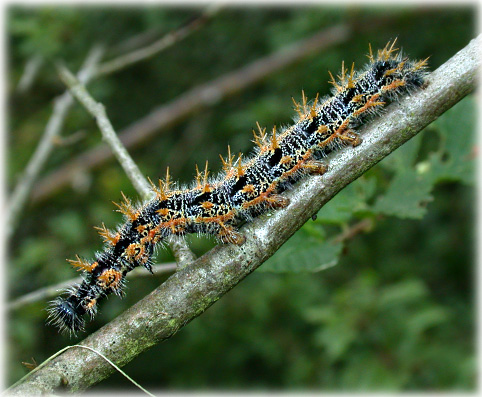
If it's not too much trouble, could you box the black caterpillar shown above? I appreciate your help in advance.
[47,40,428,334]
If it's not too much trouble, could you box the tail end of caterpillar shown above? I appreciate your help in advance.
[47,296,86,335]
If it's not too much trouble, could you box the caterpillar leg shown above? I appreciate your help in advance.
[339,129,362,147]
[302,160,328,175]
[265,194,290,209]
[217,224,246,245]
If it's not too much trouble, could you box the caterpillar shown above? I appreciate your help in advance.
[47,40,428,334]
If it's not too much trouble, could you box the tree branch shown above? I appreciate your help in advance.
[7,35,480,396]
[57,65,152,199]
[15,55,44,93]
[6,46,104,238]
[94,3,222,77]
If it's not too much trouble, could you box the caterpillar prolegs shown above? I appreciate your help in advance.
[47,41,428,334]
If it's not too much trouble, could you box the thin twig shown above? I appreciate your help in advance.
[6,46,104,238]
[10,4,220,212]
[58,65,195,263]
[167,235,197,269]
[16,55,44,93]
[58,64,152,198]
[95,3,223,77]
[7,262,177,311]
[30,23,352,203]
[108,27,164,57]
[7,34,480,396]
[332,217,379,244]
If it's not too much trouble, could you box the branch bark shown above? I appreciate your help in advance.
[7,35,480,395]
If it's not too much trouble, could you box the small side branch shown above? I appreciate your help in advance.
[57,65,152,199]
[95,4,222,77]
[6,46,104,238]
[16,55,44,93]
[167,236,197,269]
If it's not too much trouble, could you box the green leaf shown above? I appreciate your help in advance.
[425,96,476,185]
[314,321,357,361]
[47,211,86,245]
[379,130,424,172]
[372,169,434,218]
[373,96,475,219]
[378,279,428,308]
[260,228,343,273]
[406,307,449,336]
[316,176,377,224]
[341,354,406,389]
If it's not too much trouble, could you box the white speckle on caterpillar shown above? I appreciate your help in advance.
[48,40,428,334]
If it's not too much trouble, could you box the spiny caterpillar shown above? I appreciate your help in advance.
[47,41,428,334]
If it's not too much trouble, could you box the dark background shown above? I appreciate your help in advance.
[7,5,476,392]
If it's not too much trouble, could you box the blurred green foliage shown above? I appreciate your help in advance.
[7,5,475,392]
